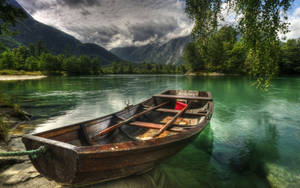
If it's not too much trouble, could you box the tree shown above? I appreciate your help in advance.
[78,55,92,74]
[127,64,133,74]
[0,50,15,69]
[36,40,47,56]
[185,0,293,87]
[205,26,238,72]
[63,56,80,75]
[0,42,7,53]
[279,39,300,74]
[91,57,101,75]
[39,53,61,72]
[25,56,40,71]
[184,42,203,71]
[0,0,26,35]
[12,46,31,70]
[224,41,246,73]
[176,64,186,74]
[28,43,35,56]
[112,62,118,74]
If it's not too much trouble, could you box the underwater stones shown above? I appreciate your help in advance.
[0,161,39,185]
[3,177,59,188]
[0,138,29,169]
[265,163,300,188]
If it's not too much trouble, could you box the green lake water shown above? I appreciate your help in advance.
[0,75,299,187]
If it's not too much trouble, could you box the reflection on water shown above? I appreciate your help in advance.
[1,75,300,187]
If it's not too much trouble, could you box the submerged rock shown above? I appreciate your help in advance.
[265,163,300,188]
[3,177,59,188]
[0,148,26,169]
[0,161,40,185]
[0,137,29,170]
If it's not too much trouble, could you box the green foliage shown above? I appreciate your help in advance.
[12,45,31,70]
[102,62,186,74]
[4,36,108,75]
[62,55,102,75]
[0,42,104,76]
[184,26,242,73]
[0,42,7,53]
[0,117,9,141]
[224,41,246,73]
[40,52,62,72]
[62,56,80,75]
[279,39,300,74]
[0,69,42,75]
[244,42,280,87]
[0,35,21,49]
[25,56,40,71]
[184,42,203,71]
[202,26,238,72]
[184,25,300,77]
[0,50,16,69]
[0,0,27,35]
[185,0,293,86]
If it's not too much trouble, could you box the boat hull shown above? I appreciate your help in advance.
[23,132,200,185]
[22,90,213,185]
[74,134,198,184]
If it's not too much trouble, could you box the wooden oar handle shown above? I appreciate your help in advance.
[91,101,169,140]
[154,101,191,137]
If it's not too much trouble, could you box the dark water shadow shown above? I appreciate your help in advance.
[68,125,217,188]
[211,111,280,187]
[60,167,170,188]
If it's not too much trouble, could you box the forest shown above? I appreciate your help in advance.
[0,30,299,76]
[0,41,186,75]
[184,26,300,75]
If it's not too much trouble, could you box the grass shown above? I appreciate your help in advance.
[0,117,9,141]
[0,94,32,140]
[11,104,30,120]
[0,70,43,76]
[0,93,30,120]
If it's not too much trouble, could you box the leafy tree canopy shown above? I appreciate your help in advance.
[185,0,294,87]
[0,0,26,35]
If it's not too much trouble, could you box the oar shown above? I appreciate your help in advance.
[153,102,190,137]
[91,101,169,140]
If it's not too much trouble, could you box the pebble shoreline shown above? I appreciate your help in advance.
[0,75,46,81]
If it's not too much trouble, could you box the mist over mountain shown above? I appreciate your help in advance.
[111,36,190,64]
[1,0,122,64]
[1,0,192,65]
[16,0,192,50]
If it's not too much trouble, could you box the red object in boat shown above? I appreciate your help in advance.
[175,101,187,110]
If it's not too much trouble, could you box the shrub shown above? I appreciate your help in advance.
[0,117,9,141]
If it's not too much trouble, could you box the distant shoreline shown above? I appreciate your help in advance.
[0,75,47,81]
[185,72,239,76]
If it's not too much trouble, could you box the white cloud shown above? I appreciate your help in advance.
[17,0,193,49]
[17,0,299,49]
[284,7,300,39]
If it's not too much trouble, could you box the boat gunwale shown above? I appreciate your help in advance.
[76,120,209,154]
[23,91,213,154]
[22,134,77,151]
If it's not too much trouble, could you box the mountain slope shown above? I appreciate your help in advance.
[1,0,122,64]
[111,36,190,64]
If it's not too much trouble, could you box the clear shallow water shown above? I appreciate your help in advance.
[0,75,299,187]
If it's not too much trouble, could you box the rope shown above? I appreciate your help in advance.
[0,146,47,159]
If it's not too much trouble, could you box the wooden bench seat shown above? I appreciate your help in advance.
[155,108,207,115]
[153,94,212,101]
[129,121,185,132]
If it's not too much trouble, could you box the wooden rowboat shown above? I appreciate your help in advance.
[22,90,214,185]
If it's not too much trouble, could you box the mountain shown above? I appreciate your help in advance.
[110,36,190,64]
[0,0,122,64]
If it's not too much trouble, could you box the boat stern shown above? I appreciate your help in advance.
[22,135,79,184]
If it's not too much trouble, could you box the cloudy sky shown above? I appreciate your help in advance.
[16,0,300,50]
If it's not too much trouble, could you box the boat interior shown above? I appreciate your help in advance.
[35,90,212,147]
